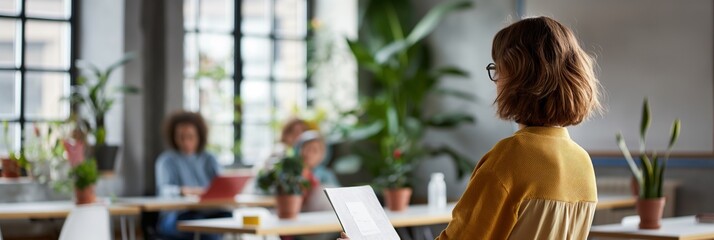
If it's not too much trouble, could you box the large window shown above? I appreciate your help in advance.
[183,0,309,166]
[0,0,75,156]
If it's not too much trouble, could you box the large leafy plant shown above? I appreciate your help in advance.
[340,1,475,189]
[68,53,138,145]
[257,152,310,195]
[616,99,681,199]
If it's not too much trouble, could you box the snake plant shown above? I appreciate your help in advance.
[616,98,681,199]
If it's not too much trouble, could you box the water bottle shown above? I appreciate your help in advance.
[428,172,447,209]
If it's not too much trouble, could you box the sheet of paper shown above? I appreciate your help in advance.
[345,201,381,236]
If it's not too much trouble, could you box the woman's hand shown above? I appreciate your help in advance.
[181,187,205,197]
[337,232,350,240]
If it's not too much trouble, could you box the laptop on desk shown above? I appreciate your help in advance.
[199,175,252,202]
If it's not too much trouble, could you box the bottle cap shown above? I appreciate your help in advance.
[431,172,444,180]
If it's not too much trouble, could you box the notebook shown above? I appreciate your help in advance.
[200,175,252,202]
[324,186,400,240]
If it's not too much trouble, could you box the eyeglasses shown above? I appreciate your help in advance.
[486,63,497,82]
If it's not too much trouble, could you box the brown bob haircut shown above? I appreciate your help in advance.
[164,111,209,152]
[492,16,601,127]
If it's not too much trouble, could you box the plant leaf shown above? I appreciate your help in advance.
[373,1,473,64]
[375,40,410,64]
[405,1,473,44]
[616,133,642,183]
[344,121,384,141]
[668,119,681,149]
[433,66,469,78]
[434,88,476,101]
[640,98,650,151]
[426,113,475,127]
[106,52,137,77]
[114,85,140,94]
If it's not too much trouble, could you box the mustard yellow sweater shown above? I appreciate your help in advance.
[437,127,597,239]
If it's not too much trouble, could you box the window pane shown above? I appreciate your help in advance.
[184,0,198,30]
[199,0,234,32]
[274,81,306,121]
[274,40,306,79]
[26,21,70,69]
[198,33,234,76]
[241,80,270,123]
[184,33,198,76]
[197,78,234,124]
[0,71,18,118]
[25,72,69,119]
[241,0,270,35]
[0,19,18,67]
[275,0,306,37]
[241,124,272,165]
[183,78,200,111]
[26,0,70,19]
[0,0,18,15]
[241,37,271,78]
[207,124,235,165]
[0,123,19,156]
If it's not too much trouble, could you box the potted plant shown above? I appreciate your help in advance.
[1,121,29,178]
[616,98,681,229]
[70,158,99,205]
[68,53,139,172]
[336,1,475,211]
[257,152,310,219]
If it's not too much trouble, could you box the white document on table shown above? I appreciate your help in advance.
[324,186,400,240]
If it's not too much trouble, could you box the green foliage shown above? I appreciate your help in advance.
[257,153,310,195]
[616,99,681,199]
[70,53,139,145]
[70,159,99,190]
[338,1,475,189]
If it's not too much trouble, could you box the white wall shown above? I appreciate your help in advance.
[525,0,714,154]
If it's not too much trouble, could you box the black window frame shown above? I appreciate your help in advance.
[0,0,79,154]
[184,0,313,167]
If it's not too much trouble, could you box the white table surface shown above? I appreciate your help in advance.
[178,203,455,236]
[590,216,714,240]
[115,194,276,211]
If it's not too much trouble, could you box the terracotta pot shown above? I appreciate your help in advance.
[75,185,97,205]
[1,157,21,178]
[383,188,412,212]
[637,197,666,229]
[276,194,303,219]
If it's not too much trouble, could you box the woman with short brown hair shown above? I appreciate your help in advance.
[436,16,601,239]
[340,16,602,240]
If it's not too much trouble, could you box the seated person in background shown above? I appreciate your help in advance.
[281,118,310,150]
[155,111,230,240]
[295,130,340,212]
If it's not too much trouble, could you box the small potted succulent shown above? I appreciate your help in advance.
[63,139,99,205]
[257,152,310,219]
[70,158,99,205]
[68,53,138,172]
[2,121,28,178]
[616,98,681,229]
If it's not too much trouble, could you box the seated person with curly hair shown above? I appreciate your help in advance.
[155,111,230,240]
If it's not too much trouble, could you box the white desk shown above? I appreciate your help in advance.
[116,194,276,212]
[590,216,714,240]
[0,201,140,240]
[178,204,453,236]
